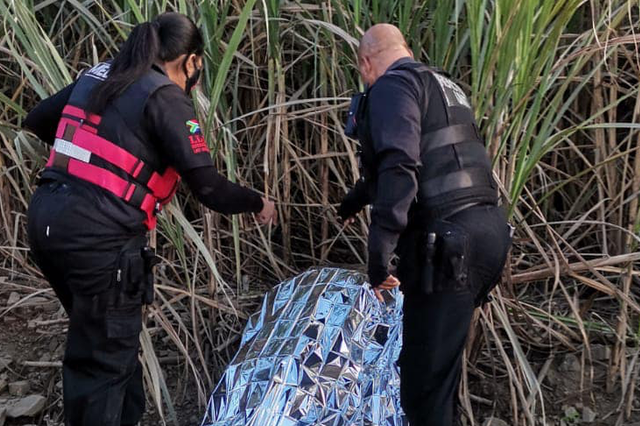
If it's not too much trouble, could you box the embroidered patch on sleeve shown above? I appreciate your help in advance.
[186,119,208,154]
[186,119,201,135]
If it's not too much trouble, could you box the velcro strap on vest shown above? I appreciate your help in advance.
[48,151,160,228]
[422,123,480,154]
[54,115,177,198]
[132,160,155,185]
[57,118,142,176]
[45,105,181,229]
[421,167,495,198]
[63,105,102,127]
[51,148,71,169]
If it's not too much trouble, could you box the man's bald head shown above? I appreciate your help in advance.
[358,24,410,60]
[357,24,412,86]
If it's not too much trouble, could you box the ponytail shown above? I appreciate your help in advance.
[87,22,160,114]
[87,13,203,114]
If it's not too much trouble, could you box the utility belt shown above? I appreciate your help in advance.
[417,215,514,297]
[112,235,161,306]
[419,218,470,295]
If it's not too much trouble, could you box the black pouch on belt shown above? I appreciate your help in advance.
[141,247,160,305]
[420,232,437,294]
[115,248,145,300]
[420,219,470,294]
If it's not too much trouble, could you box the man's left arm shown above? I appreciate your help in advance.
[367,73,423,287]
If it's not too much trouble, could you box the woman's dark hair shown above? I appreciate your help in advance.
[88,12,204,114]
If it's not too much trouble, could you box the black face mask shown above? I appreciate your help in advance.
[183,57,202,94]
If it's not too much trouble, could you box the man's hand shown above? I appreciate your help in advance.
[373,274,400,302]
[338,181,369,225]
[342,216,356,227]
[257,197,277,225]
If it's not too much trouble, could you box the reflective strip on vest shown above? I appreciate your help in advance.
[53,138,92,163]
[57,117,140,175]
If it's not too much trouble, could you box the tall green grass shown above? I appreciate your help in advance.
[1,1,639,424]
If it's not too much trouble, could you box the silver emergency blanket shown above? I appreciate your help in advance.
[201,267,406,426]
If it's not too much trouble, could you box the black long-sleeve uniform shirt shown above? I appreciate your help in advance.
[23,71,263,225]
[349,58,425,286]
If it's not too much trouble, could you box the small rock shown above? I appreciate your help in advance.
[0,358,11,373]
[0,377,7,393]
[559,354,581,373]
[545,367,560,386]
[564,406,579,423]
[6,395,46,418]
[55,344,65,357]
[6,292,20,306]
[8,381,30,397]
[483,418,509,426]
[582,406,596,423]
[0,407,6,426]
[591,345,611,362]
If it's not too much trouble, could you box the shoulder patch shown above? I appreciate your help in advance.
[85,63,111,81]
[186,119,208,154]
[186,119,201,135]
[431,72,471,109]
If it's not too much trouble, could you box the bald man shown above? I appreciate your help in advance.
[338,24,512,425]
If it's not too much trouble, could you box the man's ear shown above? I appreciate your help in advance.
[360,56,372,75]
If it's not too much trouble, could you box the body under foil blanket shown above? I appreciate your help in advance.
[201,267,406,426]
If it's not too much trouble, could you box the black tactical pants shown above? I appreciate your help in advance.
[27,181,148,426]
[398,205,511,426]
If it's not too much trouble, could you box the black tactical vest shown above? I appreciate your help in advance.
[43,62,176,183]
[42,62,181,229]
[357,61,498,220]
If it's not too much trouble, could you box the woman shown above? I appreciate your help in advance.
[23,13,276,426]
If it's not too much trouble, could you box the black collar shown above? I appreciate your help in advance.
[151,63,168,75]
[387,57,415,72]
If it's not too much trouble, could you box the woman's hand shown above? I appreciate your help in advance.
[257,198,277,225]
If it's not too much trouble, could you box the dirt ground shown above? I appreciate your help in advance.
[0,286,204,426]
[1,285,639,426]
